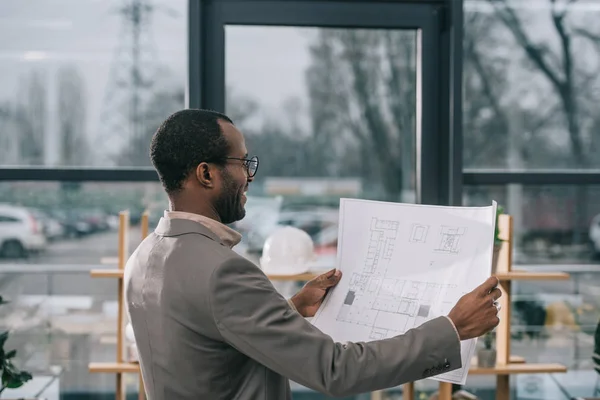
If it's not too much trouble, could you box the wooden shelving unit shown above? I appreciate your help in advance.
[88,210,149,400]
[89,362,140,374]
[403,214,570,400]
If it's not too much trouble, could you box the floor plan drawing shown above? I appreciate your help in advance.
[311,198,497,385]
[435,225,468,254]
[410,223,429,244]
[336,274,453,339]
[364,217,399,274]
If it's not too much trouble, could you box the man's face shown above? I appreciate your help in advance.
[213,121,252,224]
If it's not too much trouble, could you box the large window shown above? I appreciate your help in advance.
[464,185,600,264]
[0,0,187,397]
[0,0,186,167]
[463,0,600,170]
[463,0,600,396]
[225,26,419,267]
[5,0,600,397]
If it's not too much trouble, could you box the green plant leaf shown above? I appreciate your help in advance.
[18,371,33,381]
[494,205,505,244]
[5,350,16,359]
[0,331,8,348]
[2,361,32,388]
[5,379,26,389]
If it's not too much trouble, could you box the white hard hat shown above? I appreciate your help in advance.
[260,226,315,275]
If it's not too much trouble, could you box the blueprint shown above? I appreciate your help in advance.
[311,198,497,385]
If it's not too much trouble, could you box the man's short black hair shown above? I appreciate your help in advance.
[150,109,234,194]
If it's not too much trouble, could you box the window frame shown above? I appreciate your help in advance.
[189,0,464,206]
[463,170,600,186]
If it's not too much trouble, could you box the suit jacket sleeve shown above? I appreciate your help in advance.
[209,256,462,397]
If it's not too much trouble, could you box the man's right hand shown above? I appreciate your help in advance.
[447,276,502,340]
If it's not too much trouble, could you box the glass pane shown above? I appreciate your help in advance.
[0,268,141,397]
[225,26,418,270]
[454,183,600,398]
[0,0,186,167]
[463,184,600,264]
[0,181,167,265]
[463,0,600,170]
[0,181,164,395]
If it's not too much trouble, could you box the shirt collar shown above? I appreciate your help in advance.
[163,210,242,248]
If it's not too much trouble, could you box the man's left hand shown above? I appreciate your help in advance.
[291,268,342,318]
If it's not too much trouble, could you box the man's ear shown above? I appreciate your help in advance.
[195,162,215,188]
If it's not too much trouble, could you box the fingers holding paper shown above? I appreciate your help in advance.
[447,276,502,340]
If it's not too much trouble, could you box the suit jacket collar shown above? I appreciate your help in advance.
[155,217,227,246]
[163,211,242,248]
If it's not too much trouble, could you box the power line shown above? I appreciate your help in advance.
[95,0,176,166]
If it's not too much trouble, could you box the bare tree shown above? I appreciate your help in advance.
[0,103,20,165]
[488,0,600,240]
[57,65,88,165]
[15,70,47,165]
[488,0,600,167]
[306,29,416,201]
[463,10,511,167]
[463,7,567,169]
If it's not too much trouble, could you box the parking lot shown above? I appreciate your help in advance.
[3,224,145,266]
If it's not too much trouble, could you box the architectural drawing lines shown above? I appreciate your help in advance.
[435,225,467,254]
[336,276,453,340]
[409,223,429,243]
[363,218,399,274]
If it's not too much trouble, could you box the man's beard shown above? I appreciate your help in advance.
[214,169,245,225]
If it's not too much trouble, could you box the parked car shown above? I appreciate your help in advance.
[590,213,600,258]
[29,208,65,241]
[0,204,47,258]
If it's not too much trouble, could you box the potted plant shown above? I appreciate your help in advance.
[0,295,33,396]
[477,332,496,368]
[491,205,504,274]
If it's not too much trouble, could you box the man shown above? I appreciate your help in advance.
[124,109,502,399]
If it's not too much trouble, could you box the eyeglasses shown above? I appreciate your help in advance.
[223,155,259,177]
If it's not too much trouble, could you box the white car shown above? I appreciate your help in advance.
[590,214,600,259]
[0,204,47,258]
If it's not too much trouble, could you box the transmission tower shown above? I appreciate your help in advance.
[95,0,176,165]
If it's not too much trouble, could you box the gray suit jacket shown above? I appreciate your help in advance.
[124,217,462,400]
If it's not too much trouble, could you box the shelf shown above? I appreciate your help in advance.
[509,355,525,364]
[91,269,124,278]
[266,273,317,281]
[496,271,570,281]
[469,363,567,375]
[91,269,569,282]
[90,269,318,281]
[470,355,526,367]
[89,362,139,373]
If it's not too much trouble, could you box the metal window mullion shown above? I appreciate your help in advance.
[0,168,159,182]
[463,171,600,186]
